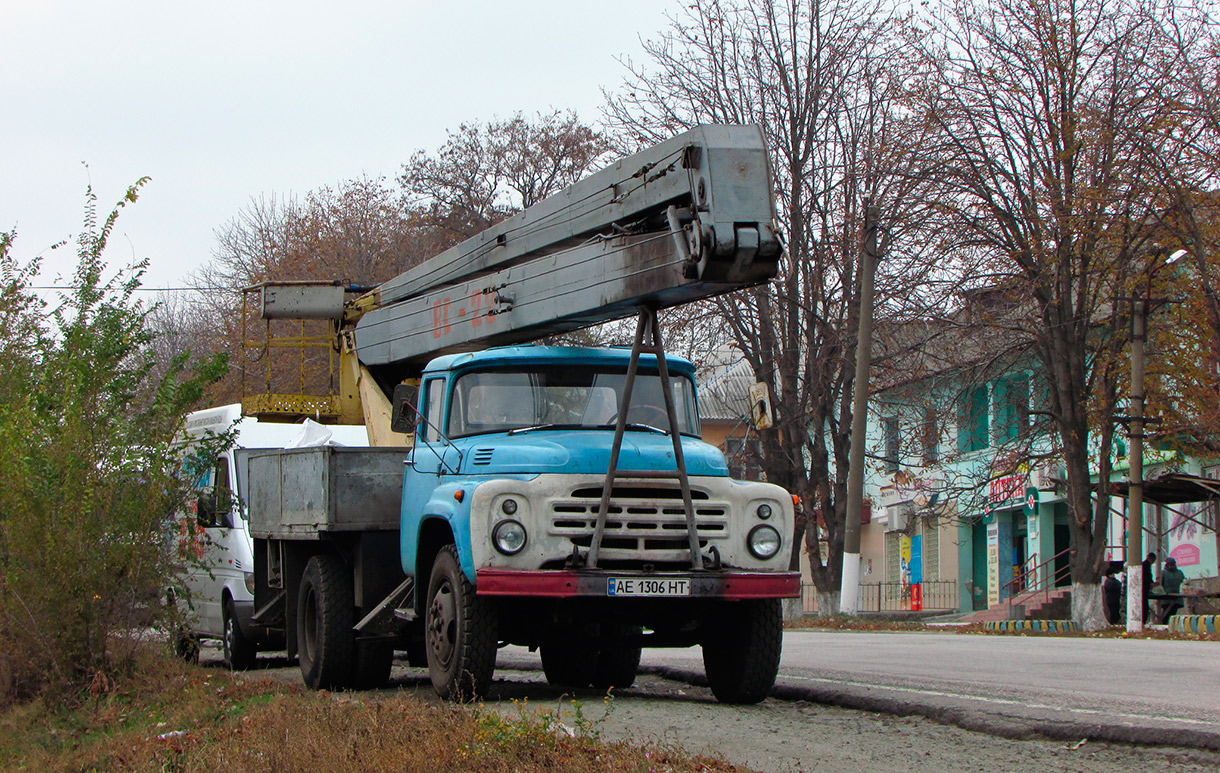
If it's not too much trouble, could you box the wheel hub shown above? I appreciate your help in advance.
[428,580,457,668]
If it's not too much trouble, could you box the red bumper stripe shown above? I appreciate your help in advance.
[475,569,801,599]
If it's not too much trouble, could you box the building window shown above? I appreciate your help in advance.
[957,385,989,453]
[723,437,763,481]
[996,374,1029,443]
[883,417,900,473]
[921,514,940,581]
[921,407,939,465]
[885,531,900,584]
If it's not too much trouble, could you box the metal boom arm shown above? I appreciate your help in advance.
[348,124,781,375]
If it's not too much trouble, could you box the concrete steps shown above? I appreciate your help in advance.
[962,587,1072,624]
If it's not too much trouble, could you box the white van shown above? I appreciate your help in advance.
[174,404,368,669]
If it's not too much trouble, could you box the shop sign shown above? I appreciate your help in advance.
[989,473,1025,506]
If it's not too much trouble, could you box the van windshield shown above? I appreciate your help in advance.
[446,366,699,439]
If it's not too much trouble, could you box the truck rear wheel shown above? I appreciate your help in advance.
[297,554,355,690]
[702,598,782,704]
[540,644,594,687]
[425,544,497,701]
[593,625,642,689]
[352,640,394,689]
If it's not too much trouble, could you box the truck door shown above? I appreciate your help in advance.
[401,377,457,570]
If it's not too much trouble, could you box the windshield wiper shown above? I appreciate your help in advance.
[599,422,669,435]
[507,423,584,436]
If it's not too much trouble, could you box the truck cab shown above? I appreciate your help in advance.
[404,345,791,581]
[399,346,796,701]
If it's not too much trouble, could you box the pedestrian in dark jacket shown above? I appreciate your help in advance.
[1160,557,1186,622]
[1102,564,1123,625]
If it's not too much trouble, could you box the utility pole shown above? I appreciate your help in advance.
[1125,292,1146,634]
[1124,249,1181,633]
[840,202,879,615]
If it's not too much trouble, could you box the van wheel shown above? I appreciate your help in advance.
[425,545,496,701]
[172,627,200,664]
[297,554,354,690]
[223,599,258,671]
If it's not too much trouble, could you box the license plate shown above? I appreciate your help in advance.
[606,577,690,597]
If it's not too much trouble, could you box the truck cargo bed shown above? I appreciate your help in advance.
[244,446,407,538]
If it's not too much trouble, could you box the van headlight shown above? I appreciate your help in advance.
[747,525,782,559]
[492,519,527,555]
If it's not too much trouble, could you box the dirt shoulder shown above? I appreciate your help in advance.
[228,645,1220,773]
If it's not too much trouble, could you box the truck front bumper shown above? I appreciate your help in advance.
[475,569,800,599]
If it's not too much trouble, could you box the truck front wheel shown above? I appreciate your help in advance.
[701,598,782,704]
[297,554,355,690]
[425,545,497,701]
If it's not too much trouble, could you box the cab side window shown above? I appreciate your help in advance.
[422,378,445,443]
[197,456,234,528]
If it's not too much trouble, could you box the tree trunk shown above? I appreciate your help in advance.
[1071,582,1107,632]
[815,590,841,617]
[782,597,805,621]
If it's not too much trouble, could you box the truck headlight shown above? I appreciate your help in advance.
[747,525,781,559]
[244,572,256,594]
[492,519,527,555]
[756,503,772,520]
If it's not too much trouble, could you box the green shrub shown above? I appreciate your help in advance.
[0,181,226,706]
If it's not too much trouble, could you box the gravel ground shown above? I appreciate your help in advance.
[208,644,1220,773]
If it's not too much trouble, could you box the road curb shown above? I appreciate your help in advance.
[982,619,1077,633]
[1170,615,1219,634]
[639,663,1220,752]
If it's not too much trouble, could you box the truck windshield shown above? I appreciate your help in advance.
[447,366,700,439]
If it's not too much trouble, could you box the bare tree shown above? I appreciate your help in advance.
[400,110,611,249]
[604,0,957,610]
[917,0,1178,628]
[1141,5,1220,447]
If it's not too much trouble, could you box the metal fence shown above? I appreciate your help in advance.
[801,580,958,614]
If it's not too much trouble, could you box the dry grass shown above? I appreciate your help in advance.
[0,648,749,772]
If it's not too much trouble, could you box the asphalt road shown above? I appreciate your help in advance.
[635,628,1220,750]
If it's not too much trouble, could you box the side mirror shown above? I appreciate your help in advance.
[390,381,420,435]
[749,382,773,430]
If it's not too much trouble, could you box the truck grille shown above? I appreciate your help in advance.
[547,484,729,558]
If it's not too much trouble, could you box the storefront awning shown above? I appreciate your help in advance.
[1103,472,1220,505]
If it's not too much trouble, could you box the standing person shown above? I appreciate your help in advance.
[1141,552,1156,623]
[1102,563,1123,625]
[1160,557,1187,622]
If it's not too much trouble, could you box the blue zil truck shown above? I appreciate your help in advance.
[241,125,800,703]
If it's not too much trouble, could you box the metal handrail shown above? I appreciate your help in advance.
[1004,547,1071,613]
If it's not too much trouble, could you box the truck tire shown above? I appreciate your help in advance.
[425,544,497,701]
[352,640,394,689]
[297,553,355,690]
[593,625,642,689]
[540,644,594,688]
[701,598,782,704]
[223,599,257,671]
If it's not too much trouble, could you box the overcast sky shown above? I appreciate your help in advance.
[1,0,671,291]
